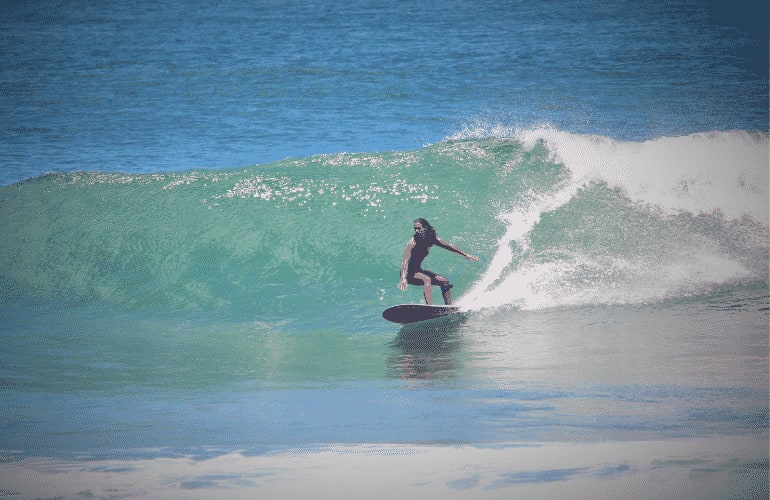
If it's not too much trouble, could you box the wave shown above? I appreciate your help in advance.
[1,129,766,321]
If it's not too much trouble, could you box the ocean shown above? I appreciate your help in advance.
[1,0,768,498]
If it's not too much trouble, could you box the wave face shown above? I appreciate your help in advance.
[1,129,767,324]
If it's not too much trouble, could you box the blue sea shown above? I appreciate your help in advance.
[1,0,768,498]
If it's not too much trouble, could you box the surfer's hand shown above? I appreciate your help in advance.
[466,254,479,261]
[398,280,408,291]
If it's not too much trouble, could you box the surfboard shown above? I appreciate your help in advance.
[382,304,460,324]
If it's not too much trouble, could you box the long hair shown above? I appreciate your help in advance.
[414,218,436,240]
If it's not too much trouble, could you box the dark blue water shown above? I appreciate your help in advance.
[1,0,766,185]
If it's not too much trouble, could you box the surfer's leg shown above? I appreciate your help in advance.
[433,275,453,305]
[440,286,453,305]
[419,271,453,305]
[412,272,434,305]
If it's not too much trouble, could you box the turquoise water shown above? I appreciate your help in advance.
[0,1,767,493]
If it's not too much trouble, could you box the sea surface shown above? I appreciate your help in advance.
[1,0,768,498]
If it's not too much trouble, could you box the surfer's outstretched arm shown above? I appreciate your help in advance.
[435,237,479,261]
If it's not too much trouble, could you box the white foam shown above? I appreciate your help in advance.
[516,127,769,222]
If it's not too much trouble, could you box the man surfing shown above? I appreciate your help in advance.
[398,218,478,305]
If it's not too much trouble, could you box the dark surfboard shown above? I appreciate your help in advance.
[382,304,460,324]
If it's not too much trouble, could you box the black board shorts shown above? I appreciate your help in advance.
[406,269,453,290]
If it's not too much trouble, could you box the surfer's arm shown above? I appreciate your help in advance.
[435,237,478,261]
[398,238,415,291]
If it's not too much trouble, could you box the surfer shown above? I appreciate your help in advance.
[398,218,478,305]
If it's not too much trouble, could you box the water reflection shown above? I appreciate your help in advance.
[387,314,468,380]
